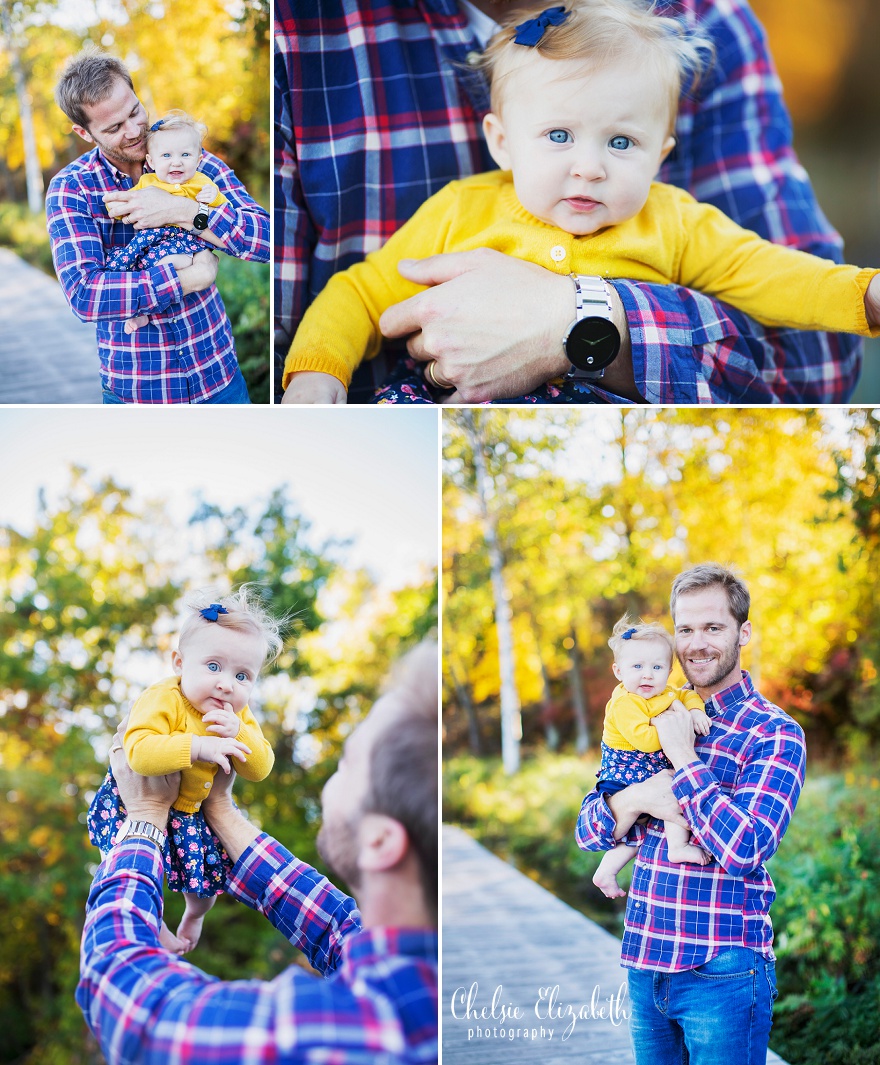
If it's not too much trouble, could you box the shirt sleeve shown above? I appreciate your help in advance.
[671,717,806,877]
[197,153,269,262]
[575,789,647,851]
[76,839,379,1065]
[124,687,193,775]
[46,173,184,323]
[227,833,362,975]
[232,706,276,782]
[618,0,863,404]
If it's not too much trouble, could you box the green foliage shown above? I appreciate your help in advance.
[0,203,54,274]
[216,256,269,403]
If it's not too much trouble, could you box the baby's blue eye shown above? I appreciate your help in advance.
[548,129,572,144]
[609,135,633,150]
[236,672,248,682]
[207,662,220,672]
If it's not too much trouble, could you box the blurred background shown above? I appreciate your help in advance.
[443,407,880,1065]
[0,407,438,1064]
[0,0,270,400]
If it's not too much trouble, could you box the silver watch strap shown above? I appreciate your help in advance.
[572,274,612,321]
[114,818,167,848]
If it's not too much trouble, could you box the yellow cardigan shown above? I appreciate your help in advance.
[284,170,879,388]
[602,683,705,754]
[123,676,274,814]
[133,171,227,214]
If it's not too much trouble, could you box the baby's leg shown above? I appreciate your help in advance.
[176,892,216,952]
[664,821,710,865]
[592,841,638,899]
[124,314,150,333]
[123,254,193,332]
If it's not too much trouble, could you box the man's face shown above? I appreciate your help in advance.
[317,693,403,891]
[673,586,751,697]
[73,77,148,168]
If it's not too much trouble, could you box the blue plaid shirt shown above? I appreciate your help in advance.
[77,833,438,1063]
[576,671,806,972]
[47,148,269,403]
[274,0,861,402]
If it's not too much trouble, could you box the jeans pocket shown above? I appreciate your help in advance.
[691,947,760,980]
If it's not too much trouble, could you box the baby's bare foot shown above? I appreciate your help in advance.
[667,843,711,865]
[176,911,205,952]
[592,867,627,899]
[159,920,190,954]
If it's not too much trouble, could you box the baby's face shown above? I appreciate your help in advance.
[483,52,675,235]
[173,624,265,716]
[612,638,673,699]
[146,127,201,185]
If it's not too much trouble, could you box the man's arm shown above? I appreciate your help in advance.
[654,705,807,877]
[575,770,689,851]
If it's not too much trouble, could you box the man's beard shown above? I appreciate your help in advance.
[93,130,147,169]
[317,814,362,893]
[680,637,740,691]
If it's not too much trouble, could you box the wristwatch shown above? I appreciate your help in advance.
[563,275,621,379]
[192,205,210,231]
[113,818,167,849]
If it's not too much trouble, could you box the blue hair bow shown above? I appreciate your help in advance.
[621,628,638,640]
[513,5,569,47]
[200,603,229,622]
[149,119,165,132]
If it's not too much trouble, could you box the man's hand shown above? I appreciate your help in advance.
[202,702,241,739]
[103,186,198,229]
[607,769,689,838]
[202,767,262,864]
[282,370,348,404]
[177,250,219,296]
[108,716,180,828]
[653,705,700,770]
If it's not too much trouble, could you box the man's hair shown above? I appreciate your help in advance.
[670,563,751,626]
[54,47,134,130]
[365,641,438,921]
[477,0,712,129]
[178,585,285,664]
[607,613,673,661]
[146,109,208,152]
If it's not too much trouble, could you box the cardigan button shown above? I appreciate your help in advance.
[204,781,211,789]
[550,245,566,262]
[193,802,200,810]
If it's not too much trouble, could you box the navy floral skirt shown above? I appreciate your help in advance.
[104,227,208,271]
[596,742,672,795]
[87,769,233,897]
[371,356,609,404]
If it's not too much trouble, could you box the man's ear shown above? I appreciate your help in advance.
[357,813,409,874]
[482,112,511,170]
[738,620,752,648]
[71,124,95,145]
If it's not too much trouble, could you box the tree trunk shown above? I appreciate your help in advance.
[449,660,482,755]
[1,1,44,213]
[569,626,590,753]
[464,410,522,775]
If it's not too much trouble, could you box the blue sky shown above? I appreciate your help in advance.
[0,408,439,589]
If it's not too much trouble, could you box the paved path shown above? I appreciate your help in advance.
[0,247,100,404]
[442,824,788,1064]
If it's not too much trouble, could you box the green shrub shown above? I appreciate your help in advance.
[0,204,55,275]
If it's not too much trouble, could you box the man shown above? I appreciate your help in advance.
[275,0,860,404]
[76,642,438,1063]
[47,51,269,404]
[576,564,806,1064]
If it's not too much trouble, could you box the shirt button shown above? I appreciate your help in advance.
[204,782,211,789]
[550,245,567,262]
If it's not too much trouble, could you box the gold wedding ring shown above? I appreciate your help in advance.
[426,360,450,389]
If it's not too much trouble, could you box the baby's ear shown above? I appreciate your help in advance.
[660,135,676,165]
[482,112,511,171]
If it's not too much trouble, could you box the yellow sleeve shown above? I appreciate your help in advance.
[676,194,880,337]
[679,688,706,713]
[607,689,667,753]
[232,705,275,782]
[283,181,461,388]
[124,685,193,775]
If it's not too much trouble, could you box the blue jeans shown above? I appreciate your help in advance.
[101,368,252,404]
[628,948,778,1065]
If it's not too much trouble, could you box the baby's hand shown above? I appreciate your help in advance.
[191,734,252,773]
[282,371,347,405]
[202,702,241,739]
[196,182,220,204]
[690,709,712,737]
[865,274,880,329]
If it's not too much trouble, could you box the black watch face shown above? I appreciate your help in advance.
[193,212,209,231]
[566,316,621,372]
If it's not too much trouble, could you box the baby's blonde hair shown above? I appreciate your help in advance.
[145,108,207,152]
[178,585,285,665]
[608,613,674,661]
[478,0,712,131]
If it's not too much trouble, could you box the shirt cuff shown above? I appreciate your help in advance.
[671,759,716,800]
[144,261,184,313]
[226,832,306,911]
[99,836,165,883]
